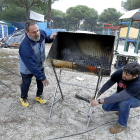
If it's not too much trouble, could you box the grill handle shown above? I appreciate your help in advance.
[75,94,90,103]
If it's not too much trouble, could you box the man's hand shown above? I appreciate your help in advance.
[42,78,49,86]
[91,98,105,107]
[50,32,58,39]
[91,100,99,107]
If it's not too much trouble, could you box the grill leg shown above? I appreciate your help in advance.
[49,68,64,118]
[52,63,64,99]
[86,74,102,130]
[86,107,94,130]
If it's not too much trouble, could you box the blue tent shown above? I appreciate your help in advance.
[11,22,25,30]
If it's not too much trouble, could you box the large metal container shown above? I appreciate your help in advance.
[46,32,115,76]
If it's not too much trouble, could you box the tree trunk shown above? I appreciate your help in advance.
[26,7,29,20]
[77,20,80,30]
[47,0,51,28]
[67,21,69,31]
[84,24,87,31]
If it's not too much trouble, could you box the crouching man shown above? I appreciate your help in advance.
[91,62,140,134]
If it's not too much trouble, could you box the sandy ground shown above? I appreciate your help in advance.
[0,41,140,140]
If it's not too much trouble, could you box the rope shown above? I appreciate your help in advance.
[47,114,140,140]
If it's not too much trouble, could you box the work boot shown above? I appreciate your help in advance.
[109,123,126,134]
[35,95,46,104]
[20,98,29,107]
[115,111,119,115]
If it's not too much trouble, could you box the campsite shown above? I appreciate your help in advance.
[0,42,140,140]
[1,0,140,140]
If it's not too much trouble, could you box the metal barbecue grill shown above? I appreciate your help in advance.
[47,32,115,76]
[46,32,115,130]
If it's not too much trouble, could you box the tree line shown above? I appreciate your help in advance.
[0,0,140,31]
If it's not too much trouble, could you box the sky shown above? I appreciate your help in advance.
[52,0,127,14]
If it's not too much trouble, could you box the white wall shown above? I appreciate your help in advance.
[0,24,8,41]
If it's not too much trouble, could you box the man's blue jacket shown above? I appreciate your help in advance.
[19,29,53,81]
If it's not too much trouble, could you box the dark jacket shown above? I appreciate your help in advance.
[19,29,53,81]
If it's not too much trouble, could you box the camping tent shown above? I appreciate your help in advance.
[1,29,25,48]
[1,20,15,35]
[0,21,8,41]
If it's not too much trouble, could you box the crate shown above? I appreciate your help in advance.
[114,51,138,68]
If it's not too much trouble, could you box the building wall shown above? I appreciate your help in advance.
[0,24,8,40]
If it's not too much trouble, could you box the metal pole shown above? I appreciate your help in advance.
[102,23,105,35]
[49,70,62,118]
[124,19,132,51]
[115,20,122,51]
[51,59,64,99]
[134,28,140,53]
[86,67,102,130]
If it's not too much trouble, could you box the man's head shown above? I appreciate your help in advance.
[122,62,140,81]
[25,20,40,41]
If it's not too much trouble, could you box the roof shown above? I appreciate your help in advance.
[75,30,96,34]
[102,26,123,30]
[119,8,140,20]
[1,20,13,27]
[0,21,7,25]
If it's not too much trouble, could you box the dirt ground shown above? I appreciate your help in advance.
[0,43,140,140]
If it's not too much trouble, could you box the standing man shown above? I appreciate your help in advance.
[91,62,140,134]
[19,20,57,107]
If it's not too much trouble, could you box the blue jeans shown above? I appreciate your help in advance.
[20,68,44,99]
[102,91,140,127]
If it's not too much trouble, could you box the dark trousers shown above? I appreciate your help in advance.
[20,68,44,99]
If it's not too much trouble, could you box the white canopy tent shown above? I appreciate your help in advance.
[119,8,140,20]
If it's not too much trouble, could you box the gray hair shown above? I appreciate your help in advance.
[25,20,38,32]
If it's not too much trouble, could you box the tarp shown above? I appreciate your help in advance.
[11,22,25,30]
[37,22,47,31]
[120,27,139,39]
[8,27,15,35]
[30,10,44,22]
[1,29,25,48]
[6,29,25,45]
[46,28,66,36]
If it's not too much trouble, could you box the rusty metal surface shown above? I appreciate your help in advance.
[46,32,115,76]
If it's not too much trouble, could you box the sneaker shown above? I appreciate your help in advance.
[20,98,29,107]
[35,95,46,104]
[115,111,119,115]
[109,123,126,134]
